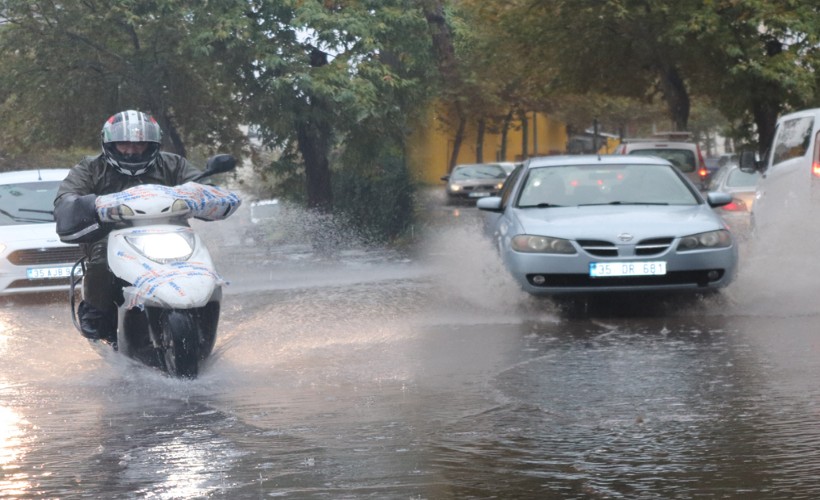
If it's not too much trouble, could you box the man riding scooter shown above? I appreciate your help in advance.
[53,110,205,345]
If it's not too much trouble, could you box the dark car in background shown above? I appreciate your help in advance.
[707,163,760,238]
[441,162,510,204]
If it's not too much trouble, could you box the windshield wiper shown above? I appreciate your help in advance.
[608,201,669,205]
[519,203,564,208]
[0,207,53,223]
[578,201,670,206]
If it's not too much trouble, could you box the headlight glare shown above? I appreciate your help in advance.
[511,235,576,254]
[125,230,195,263]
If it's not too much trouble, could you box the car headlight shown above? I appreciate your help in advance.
[511,235,576,254]
[677,229,732,251]
[450,185,462,192]
[124,230,195,263]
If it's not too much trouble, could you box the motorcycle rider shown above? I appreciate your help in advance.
[54,110,204,345]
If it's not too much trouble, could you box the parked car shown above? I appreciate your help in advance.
[441,162,510,204]
[476,155,738,296]
[0,169,84,295]
[707,163,761,238]
[614,133,709,189]
[739,107,820,235]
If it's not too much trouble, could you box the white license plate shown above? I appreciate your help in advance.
[469,192,490,198]
[589,261,666,277]
[26,266,77,279]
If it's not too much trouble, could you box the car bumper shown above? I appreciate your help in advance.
[503,245,738,295]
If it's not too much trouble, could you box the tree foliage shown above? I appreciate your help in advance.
[0,0,246,158]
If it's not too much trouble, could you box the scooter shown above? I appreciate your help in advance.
[69,154,241,378]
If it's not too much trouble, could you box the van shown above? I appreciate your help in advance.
[738,107,820,233]
[614,132,709,189]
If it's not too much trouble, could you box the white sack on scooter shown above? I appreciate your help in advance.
[95,182,241,222]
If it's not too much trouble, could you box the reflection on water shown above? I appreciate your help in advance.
[3,203,820,497]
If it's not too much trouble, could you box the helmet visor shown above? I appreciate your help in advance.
[102,111,162,143]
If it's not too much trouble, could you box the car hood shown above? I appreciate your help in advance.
[512,205,726,240]
[0,222,66,249]
[451,178,501,187]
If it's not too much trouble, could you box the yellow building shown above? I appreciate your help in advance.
[407,107,569,185]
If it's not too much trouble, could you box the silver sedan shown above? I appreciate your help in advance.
[477,155,738,295]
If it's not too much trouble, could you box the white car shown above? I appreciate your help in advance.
[739,107,820,235]
[614,133,709,189]
[0,169,84,295]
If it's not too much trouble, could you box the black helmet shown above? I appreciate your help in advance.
[101,110,162,176]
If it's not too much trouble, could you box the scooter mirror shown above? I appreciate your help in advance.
[205,154,237,175]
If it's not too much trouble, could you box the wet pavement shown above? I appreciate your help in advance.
[2,194,820,498]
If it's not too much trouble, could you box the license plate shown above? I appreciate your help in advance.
[26,266,78,279]
[469,192,490,198]
[589,261,666,277]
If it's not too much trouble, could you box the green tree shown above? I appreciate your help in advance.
[0,0,246,158]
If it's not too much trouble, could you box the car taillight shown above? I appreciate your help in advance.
[813,130,820,177]
[721,199,748,212]
[698,167,709,178]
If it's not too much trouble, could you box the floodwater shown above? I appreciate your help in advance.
[3,195,820,498]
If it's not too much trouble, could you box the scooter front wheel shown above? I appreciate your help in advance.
[160,310,200,378]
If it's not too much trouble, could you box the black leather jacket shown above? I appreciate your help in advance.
[53,152,202,257]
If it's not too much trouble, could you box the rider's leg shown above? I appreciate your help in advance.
[78,256,118,344]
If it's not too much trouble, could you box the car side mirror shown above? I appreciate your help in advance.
[476,196,502,212]
[706,191,732,208]
[738,150,761,173]
[440,174,450,182]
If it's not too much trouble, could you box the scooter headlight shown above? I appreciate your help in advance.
[124,230,195,263]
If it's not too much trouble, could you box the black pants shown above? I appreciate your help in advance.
[78,239,118,343]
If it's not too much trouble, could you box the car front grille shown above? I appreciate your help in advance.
[635,238,674,256]
[526,270,725,288]
[7,277,73,289]
[7,246,85,266]
[578,237,674,257]
[578,240,617,257]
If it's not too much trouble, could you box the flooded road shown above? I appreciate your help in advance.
[2,198,820,498]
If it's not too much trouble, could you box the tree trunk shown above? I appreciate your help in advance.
[520,111,529,158]
[296,47,334,212]
[296,119,333,212]
[161,113,187,158]
[500,110,513,160]
[420,0,467,171]
[476,118,485,163]
[449,111,466,172]
[658,65,690,131]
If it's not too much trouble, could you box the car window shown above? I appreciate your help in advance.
[0,180,61,226]
[451,164,506,180]
[499,164,524,209]
[708,165,729,191]
[725,168,761,188]
[771,116,814,166]
[517,164,699,207]
[627,148,696,172]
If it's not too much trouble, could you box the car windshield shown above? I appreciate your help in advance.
[451,164,507,180]
[517,163,699,208]
[627,148,696,172]
[725,168,761,188]
[0,180,60,226]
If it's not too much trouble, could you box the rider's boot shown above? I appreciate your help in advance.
[78,300,117,347]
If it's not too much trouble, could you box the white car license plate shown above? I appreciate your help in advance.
[589,261,666,277]
[469,192,490,198]
[27,266,77,280]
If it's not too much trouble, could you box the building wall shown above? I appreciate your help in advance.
[407,107,569,185]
